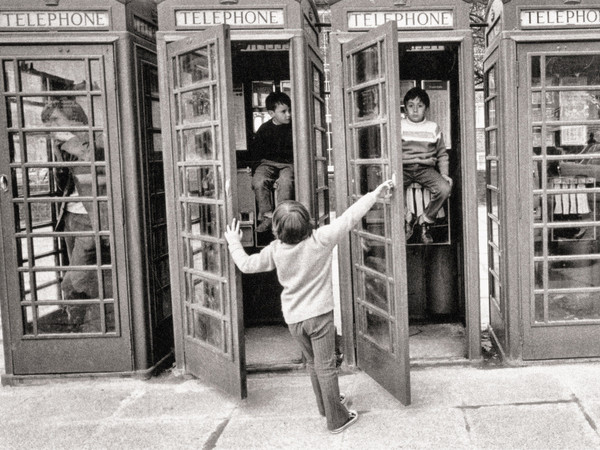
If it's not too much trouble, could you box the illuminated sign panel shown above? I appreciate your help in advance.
[347,10,454,30]
[521,9,600,27]
[175,9,285,28]
[0,11,110,29]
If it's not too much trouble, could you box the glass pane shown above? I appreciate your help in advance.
[548,229,600,255]
[189,309,223,350]
[90,59,102,90]
[355,85,379,119]
[548,259,600,289]
[188,203,219,237]
[183,166,217,198]
[362,238,387,274]
[189,239,221,275]
[179,48,210,87]
[6,97,18,127]
[182,128,214,160]
[27,96,90,127]
[548,292,600,321]
[487,129,497,157]
[105,302,115,332]
[181,88,212,124]
[313,99,322,127]
[3,60,15,91]
[557,91,600,122]
[363,271,388,311]
[531,56,541,88]
[354,45,379,84]
[18,59,88,92]
[357,125,381,159]
[9,132,21,163]
[91,96,104,127]
[189,275,222,312]
[486,67,496,95]
[364,308,391,350]
[359,164,382,195]
[545,55,600,87]
[487,98,496,126]
[362,202,387,237]
[151,99,161,128]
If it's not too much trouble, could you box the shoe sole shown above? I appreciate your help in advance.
[330,410,359,434]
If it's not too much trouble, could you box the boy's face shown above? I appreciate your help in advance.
[46,109,80,142]
[269,103,291,125]
[405,97,427,123]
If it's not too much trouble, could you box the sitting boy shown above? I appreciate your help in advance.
[251,92,294,233]
[401,87,452,244]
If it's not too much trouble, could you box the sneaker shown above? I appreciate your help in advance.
[330,410,359,434]
[255,217,272,233]
[340,393,348,406]
[420,221,434,244]
[405,216,416,241]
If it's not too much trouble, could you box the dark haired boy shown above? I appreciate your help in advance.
[402,87,452,244]
[250,91,294,233]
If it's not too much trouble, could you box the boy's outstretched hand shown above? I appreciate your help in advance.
[224,219,243,245]
[373,179,395,198]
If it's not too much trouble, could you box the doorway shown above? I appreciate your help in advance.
[398,42,467,362]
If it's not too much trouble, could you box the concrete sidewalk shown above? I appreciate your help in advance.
[1,362,600,449]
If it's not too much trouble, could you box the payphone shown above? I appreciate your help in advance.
[156,0,327,396]
[483,0,600,361]
[0,0,171,383]
[329,0,480,403]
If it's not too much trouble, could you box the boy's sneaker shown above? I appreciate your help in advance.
[420,221,434,244]
[330,410,359,434]
[255,218,272,233]
[405,216,416,241]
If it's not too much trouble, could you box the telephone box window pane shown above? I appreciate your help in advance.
[487,98,496,126]
[362,271,388,312]
[355,85,379,119]
[314,99,322,127]
[102,269,113,299]
[555,91,600,122]
[152,132,163,154]
[24,133,51,163]
[353,45,379,84]
[362,202,386,237]
[489,190,499,218]
[3,60,15,91]
[180,49,210,87]
[27,202,57,228]
[531,56,541,88]
[183,128,213,160]
[189,309,224,351]
[28,168,51,195]
[105,303,115,332]
[359,165,382,195]
[91,96,104,127]
[18,60,87,92]
[189,239,221,275]
[190,275,222,313]
[9,133,21,163]
[26,96,90,127]
[358,125,381,159]
[546,55,600,87]
[534,294,545,322]
[30,237,60,265]
[548,292,600,321]
[189,203,218,237]
[151,99,161,128]
[487,159,498,187]
[6,97,17,127]
[364,309,391,350]
[181,88,211,124]
[183,166,217,198]
[33,272,61,299]
[548,259,600,289]
[362,238,387,275]
[487,129,497,157]
[549,227,599,255]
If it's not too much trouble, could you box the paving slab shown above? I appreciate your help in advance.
[0,422,100,450]
[465,402,600,449]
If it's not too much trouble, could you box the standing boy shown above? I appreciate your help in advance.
[401,87,453,244]
[251,91,294,233]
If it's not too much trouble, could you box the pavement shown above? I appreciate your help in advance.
[2,361,600,449]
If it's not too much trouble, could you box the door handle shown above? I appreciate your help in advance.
[0,174,8,192]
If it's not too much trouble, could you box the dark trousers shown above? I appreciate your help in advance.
[288,311,350,430]
[252,161,294,219]
[403,164,451,221]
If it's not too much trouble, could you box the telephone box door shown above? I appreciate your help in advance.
[164,25,245,397]
[341,22,411,405]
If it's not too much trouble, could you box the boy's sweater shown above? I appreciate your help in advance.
[251,119,294,165]
[227,192,378,324]
[401,118,449,176]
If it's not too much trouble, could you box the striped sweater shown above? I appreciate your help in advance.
[401,118,449,176]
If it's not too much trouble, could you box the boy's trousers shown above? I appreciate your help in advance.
[288,311,350,430]
[403,164,451,221]
[252,160,294,219]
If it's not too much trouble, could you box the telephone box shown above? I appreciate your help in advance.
[483,0,600,361]
[156,0,328,397]
[329,0,481,404]
[0,0,172,383]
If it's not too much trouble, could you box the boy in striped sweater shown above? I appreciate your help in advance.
[401,87,453,244]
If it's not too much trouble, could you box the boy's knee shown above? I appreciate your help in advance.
[439,180,452,199]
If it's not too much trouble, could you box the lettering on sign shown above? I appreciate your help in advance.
[133,16,156,41]
[347,10,454,30]
[0,11,110,29]
[175,9,285,28]
[521,9,600,27]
